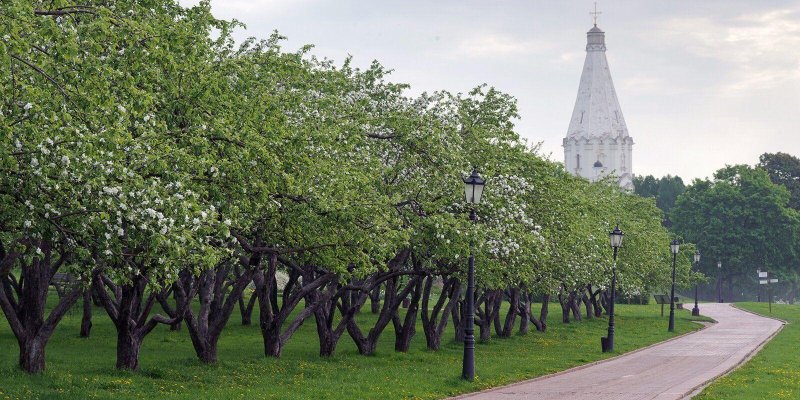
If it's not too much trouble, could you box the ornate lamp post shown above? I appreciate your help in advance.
[692,250,701,316]
[461,168,485,381]
[668,239,680,332]
[717,260,723,303]
[602,224,624,353]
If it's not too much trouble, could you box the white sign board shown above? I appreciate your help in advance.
[760,280,768,285]
[758,271,768,278]
[770,279,779,283]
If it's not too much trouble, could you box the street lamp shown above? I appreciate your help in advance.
[717,260,724,302]
[692,250,701,316]
[668,239,680,332]
[602,224,624,353]
[461,167,485,381]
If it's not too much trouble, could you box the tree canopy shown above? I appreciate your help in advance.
[1,0,687,373]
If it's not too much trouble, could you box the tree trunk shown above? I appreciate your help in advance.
[500,287,519,337]
[591,288,603,317]
[492,289,505,337]
[239,292,257,325]
[421,275,461,350]
[370,285,381,314]
[393,276,422,352]
[94,269,182,371]
[80,289,93,338]
[475,290,500,343]
[256,255,338,359]
[197,341,218,364]
[570,290,582,321]
[581,287,594,319]
[346,257,415,356]
[318,330,338,357]
[170,289,182,331]
[262,323,283,357]
[115,330,142,371]
[0,240,82,374]
[540,294,550,331]
[558,288,571,323]
[518,291,531,335]
[18,337,46,374]
[452,300,465,342]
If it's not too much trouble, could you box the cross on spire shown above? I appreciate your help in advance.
[590,2,602,26]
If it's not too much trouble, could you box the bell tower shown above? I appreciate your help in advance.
[562,18,633,190]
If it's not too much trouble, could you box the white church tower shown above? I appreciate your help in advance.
[562,20,634,190]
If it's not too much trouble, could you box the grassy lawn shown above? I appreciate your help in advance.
[695,302,799,400]
[0,301,708,399]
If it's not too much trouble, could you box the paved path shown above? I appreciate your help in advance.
[455,303,784,400]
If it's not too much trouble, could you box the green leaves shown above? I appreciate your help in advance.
[2,0,681,299]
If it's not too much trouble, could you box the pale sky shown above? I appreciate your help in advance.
[181,0,800,181]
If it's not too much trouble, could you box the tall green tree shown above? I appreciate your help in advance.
[758,152,800,211]
[672,165,800,301]
[634,175,685,227]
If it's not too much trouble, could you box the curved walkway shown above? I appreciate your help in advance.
[455,303,784,400]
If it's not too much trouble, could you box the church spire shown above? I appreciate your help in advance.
[567,21,627,141]
[562,17,634,191]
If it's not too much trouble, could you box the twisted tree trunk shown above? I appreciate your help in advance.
[346,250,416,355]
[421,275,461,350]
[499,287,520,337]
[94,268,184,371]
[257,255,337,358]
[393,275,423,352]
[179,256,258,364]
[475,289,502,342]
[0,239,82,374]
[558,286,571,323]
[80,288,93,338]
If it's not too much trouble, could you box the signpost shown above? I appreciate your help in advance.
[653,294,675,317]
[758,270,778,313]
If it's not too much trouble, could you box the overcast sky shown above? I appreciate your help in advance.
[181,0,800,182]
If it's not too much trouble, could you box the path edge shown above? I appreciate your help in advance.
[449,314,715,400]
[681,304,787,399]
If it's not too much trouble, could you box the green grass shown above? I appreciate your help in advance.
[695,302,799,400]
[0,301,708,399]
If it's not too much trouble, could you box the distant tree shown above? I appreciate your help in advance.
[757,152,800,301]
[633,175,658,198]
[758,152,800,210]
[634,175,685,227]
[671,165,800,302]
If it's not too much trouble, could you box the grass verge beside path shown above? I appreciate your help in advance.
[695,302,799,400]
[0,303,708,400]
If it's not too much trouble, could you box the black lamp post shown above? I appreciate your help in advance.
[692,250,701,316]
[717,260,723,303]
[602,224,624,353]
[668,239,680,332]
[461,167,485,381]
